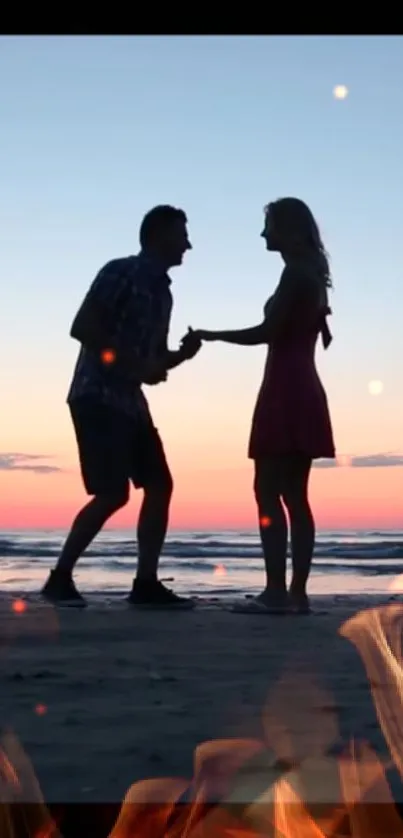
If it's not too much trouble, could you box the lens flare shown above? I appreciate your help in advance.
[337,454,352,468]
[368,379,383,396]
[11,599,27,614]
[101,348,116,365]
[333,84,348,100]
[34,704,47,716]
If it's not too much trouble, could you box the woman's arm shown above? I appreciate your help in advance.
[193,266,317,347]
[194,322,268,346]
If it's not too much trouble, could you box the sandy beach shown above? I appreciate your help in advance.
[2,590,403,820]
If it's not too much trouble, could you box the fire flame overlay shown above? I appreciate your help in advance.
[3,604,403,836]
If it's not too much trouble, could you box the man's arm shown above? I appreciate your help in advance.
[70,261,166,384]
[70,261,127,351]
[70,295,111,351]
[156,329,202,371]
[165,349,188,370]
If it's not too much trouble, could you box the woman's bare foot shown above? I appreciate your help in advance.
[255,587,288,614]
[288,589,311,614]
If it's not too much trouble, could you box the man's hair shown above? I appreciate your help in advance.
[139,205,187,248]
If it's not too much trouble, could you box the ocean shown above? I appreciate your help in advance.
[1,528,403,599]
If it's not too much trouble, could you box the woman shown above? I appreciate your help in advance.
[192,198,336,614]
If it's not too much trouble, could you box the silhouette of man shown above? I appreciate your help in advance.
[42,205,201,608]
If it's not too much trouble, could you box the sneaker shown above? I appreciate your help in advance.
[127,579,195,610]
[41,569,87,608]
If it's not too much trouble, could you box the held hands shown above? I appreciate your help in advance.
[190,328,215,341]
[179,327,203,360]
[142,326,216,384]
[180,327,215,353]
[143,331,202,385]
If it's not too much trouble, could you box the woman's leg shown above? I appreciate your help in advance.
[281,454,314,610]
[253,457,288,608]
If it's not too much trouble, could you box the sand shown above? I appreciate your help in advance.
[0,591,402,815]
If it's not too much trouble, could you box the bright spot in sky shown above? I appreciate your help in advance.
[368,380,383,396]
[333,85,349,100]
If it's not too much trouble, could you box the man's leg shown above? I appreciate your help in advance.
[56,493,129,576]
[127,423,194,609]
[42,399,131,606]
[136,477,173,583]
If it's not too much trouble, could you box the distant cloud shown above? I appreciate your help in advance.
[314,453,403,469]
[0,453,63,474]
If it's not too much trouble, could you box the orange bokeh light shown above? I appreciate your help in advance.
[337,454,352,467]
[260,516,272,528]
[100,348,116,365]
[34,704,47,716]
[11,599,27,614]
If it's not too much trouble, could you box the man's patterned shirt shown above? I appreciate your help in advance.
[67,252,172,419]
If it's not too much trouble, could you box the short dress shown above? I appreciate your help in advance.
[248,283,336,461]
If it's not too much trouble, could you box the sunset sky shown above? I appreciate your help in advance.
[1,35,402,531]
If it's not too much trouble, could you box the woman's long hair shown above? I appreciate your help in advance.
[266,197,333,290]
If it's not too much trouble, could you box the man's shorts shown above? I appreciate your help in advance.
[69,397,171,496]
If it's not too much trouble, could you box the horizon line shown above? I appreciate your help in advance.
[0,525,402,534]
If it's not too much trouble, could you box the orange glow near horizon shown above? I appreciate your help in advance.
[0,462,401,531]
[1,333,402,532]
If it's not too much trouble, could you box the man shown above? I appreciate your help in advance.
[41,205,201,609]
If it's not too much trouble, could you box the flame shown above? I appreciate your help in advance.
[0,731,60,838]
[3,604,403,836]
[389,575,403,593]
[340,605,403,782]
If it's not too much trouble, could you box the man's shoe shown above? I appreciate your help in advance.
[41,569,87,608]
[127,578,195,610]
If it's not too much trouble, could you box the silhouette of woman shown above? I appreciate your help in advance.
[193,198,336,614]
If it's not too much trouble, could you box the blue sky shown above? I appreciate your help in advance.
[0,36,402,514]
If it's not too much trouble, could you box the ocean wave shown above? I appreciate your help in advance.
[1,536,403,565]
